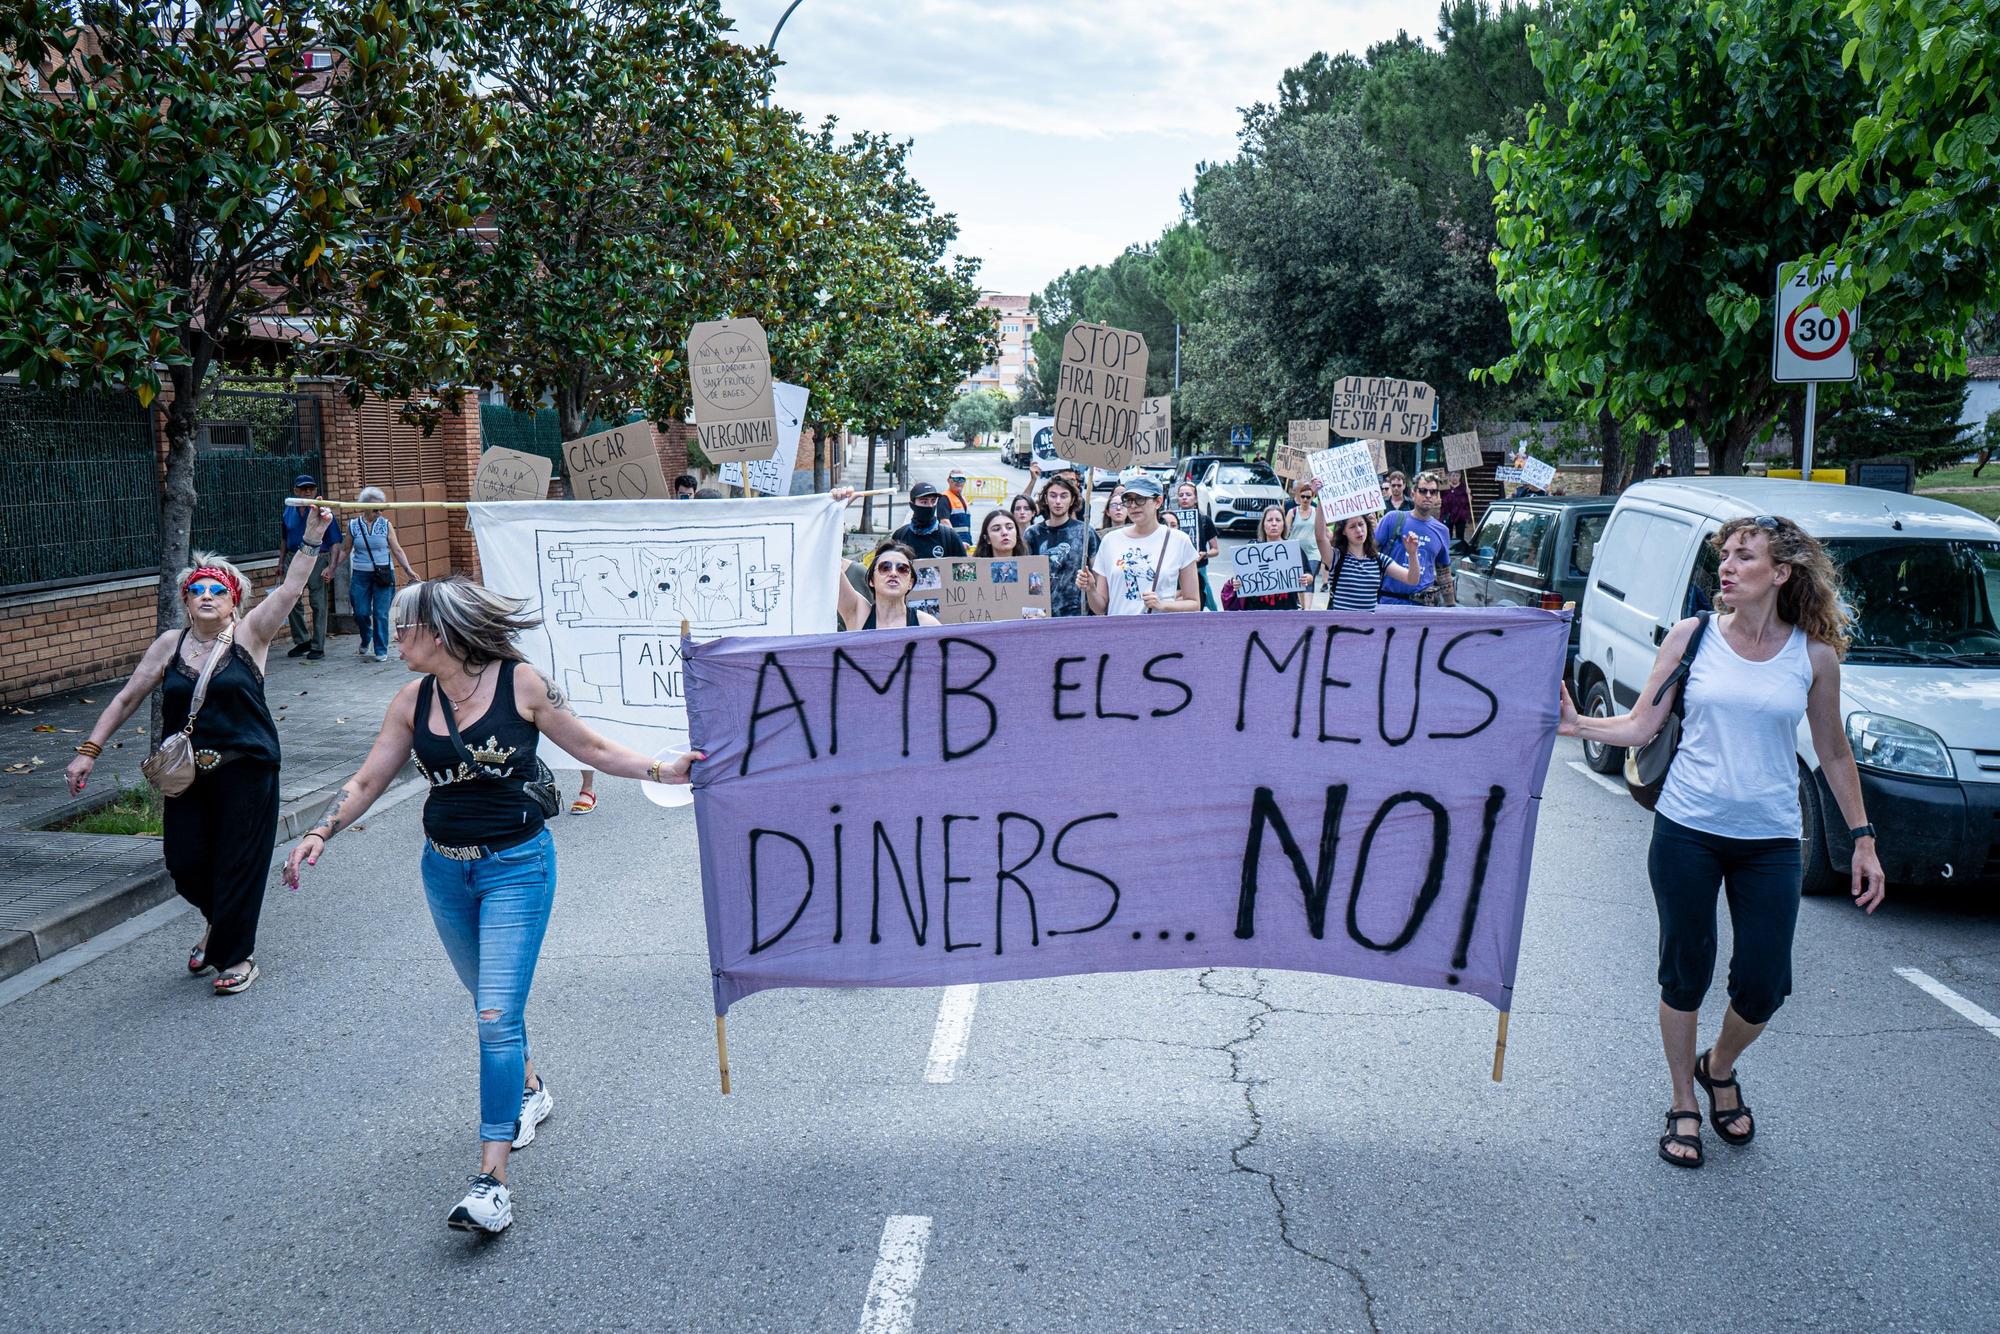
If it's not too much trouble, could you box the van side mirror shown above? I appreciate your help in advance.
[1450,539,1470,559]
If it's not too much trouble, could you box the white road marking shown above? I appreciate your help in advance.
[1895,967,2000,1040]
[1566,759,1629,797]
[923,983,980,1083]
[0,775,428,1012]
[857,1215,933,1334]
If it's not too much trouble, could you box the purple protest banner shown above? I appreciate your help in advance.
[685,609,1566,1019]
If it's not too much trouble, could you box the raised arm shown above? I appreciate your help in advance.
[518,664,696,783]
[239,505,333,649]
[282,681,423,886]
[63,631,177,795]
[837,558,866,628]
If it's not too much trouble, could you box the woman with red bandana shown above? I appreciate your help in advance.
[64,505,337,994]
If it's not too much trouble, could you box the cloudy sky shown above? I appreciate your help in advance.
[721,0,1437,297]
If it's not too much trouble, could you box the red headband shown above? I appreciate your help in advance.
[182,566,243,605]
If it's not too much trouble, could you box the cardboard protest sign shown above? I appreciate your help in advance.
[1171,506,1203,537]
[718,381,808,497]
[1442,429,1484,474]
[1130,395,1173,467]
[1054,321,1149,470]
[467,496,842,764]
[1273,446,1309,482]
[563,423,672,501]
[1287,419,1329,450]
[1367,438,1389,473]
[1330,376,1437,443]
[909,555,1052,623]
[1308,441,1384,523]
[473,446,555,502]
[688,317,778,463]
[1495,450,1557,491]
[1229,539,1304,599]
[685,609,1568,1018]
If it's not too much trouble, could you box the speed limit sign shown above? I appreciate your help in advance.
[1772,262,1858,382]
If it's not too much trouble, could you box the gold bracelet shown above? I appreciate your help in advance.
[74,740,103,758]
[647,759,663,783]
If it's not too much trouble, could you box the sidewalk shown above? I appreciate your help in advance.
[0,630,413,981]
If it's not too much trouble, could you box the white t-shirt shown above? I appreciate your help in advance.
[1090,525,1198,615]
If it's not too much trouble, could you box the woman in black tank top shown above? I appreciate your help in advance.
[283,575,697,1235]
[837,538,942,631]
[64,506,342,994]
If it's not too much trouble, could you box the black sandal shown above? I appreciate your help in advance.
[1695,1050,1754,1145]
[1659,1108,1704,1169]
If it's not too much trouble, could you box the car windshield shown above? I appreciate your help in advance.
[1213,464,1278,487]
[1828,539,2000,665]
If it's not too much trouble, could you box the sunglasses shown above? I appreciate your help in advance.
[393,621,419,637]
[1749,515,1780,530]
[185,582,230,598]
[1415,487,1441,496]
[874,560,912,574]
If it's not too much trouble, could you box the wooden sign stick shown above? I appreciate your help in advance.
[716,1015,733,1095]
[285,497,469,511]
[1491,1011,1511,1082]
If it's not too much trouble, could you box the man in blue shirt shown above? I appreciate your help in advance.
[280,473,343,658]
[1375,470,1456,607]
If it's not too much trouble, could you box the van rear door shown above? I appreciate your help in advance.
[1585,504,1703,708]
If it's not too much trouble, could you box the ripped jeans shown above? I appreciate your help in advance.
[420,829,556,1142]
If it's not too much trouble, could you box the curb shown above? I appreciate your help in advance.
[0,766,420,987]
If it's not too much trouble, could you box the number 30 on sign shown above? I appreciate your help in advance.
[1772,262,1858,383]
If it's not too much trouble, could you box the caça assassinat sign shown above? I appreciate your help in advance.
[684,610,1567,1020]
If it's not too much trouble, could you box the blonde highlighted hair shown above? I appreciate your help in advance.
[175,552,250,619]
[390,575,540,668]
[1712,516,1850,657]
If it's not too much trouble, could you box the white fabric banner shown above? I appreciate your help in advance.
[468,497,843,766]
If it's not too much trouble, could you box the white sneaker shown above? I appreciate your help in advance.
[446,1173,512,1233]
[512,1080,555,1150]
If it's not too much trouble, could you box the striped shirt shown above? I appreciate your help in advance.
[1328,550,1391,612]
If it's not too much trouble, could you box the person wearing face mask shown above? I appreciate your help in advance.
[1374,470,1456,607]
[892,481,969,560]
[838,540,942,630]
[1024,475,1098,617]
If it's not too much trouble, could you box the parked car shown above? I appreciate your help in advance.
[1452,495,1615,684]
[1195,459,1288,534]
[1176,453,1242,491]
[1574,477,2000,894]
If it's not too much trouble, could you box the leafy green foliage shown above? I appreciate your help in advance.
[1794,0,2000,341]
[0,0,493,629]
[943,388,1012,444]
[1484,0,1881,474]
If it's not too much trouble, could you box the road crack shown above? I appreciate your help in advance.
[1199,967,1380,1333]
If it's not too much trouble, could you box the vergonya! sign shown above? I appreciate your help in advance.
[688,317,779,462]
[686,610,1566,1017]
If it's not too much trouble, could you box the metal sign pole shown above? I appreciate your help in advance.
[1801,381,1818,478]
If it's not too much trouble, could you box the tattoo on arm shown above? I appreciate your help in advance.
[314,788,351,839]
[546,680,576,716]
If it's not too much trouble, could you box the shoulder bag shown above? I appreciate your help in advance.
[1624,611,1712,810]
[426,672,562,821]
[355,517,395,594]
[143,626,234,797]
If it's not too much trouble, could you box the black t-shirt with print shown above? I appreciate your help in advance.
[1025,517,1100,617]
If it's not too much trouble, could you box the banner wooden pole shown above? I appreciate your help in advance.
[716,1015,733,1094]
[285,497,467,511]
[1491,1011,1510,1082]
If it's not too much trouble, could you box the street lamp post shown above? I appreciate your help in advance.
[763,0,808,106]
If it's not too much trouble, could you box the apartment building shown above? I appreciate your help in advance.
[959,293,1038,396]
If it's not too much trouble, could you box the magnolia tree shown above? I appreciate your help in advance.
[0,0,491,630]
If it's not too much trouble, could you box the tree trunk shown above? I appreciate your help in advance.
[556,384,588,499]
[154,367,202,743]
[812,422,828,493]
[861,427,881,533]
[1625,430,1659,491]
[1713,425,1750,477]
[1667,425,1697,477]
[1596,408,1625,495]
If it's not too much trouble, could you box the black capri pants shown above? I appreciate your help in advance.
[1647,813,1802,1025]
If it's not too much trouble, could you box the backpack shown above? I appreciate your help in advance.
[1624,612,1711,810]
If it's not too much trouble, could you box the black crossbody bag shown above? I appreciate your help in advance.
[424,674,562,822]
[1624,611,1711,810]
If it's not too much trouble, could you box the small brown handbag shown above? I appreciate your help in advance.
[142,625,233,798]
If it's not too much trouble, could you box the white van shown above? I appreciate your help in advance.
[1574,477,2000,894]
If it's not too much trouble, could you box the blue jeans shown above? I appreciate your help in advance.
[350,571,392,654]
[420,829,557,1142]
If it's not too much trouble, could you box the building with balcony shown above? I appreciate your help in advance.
[958,294,1037,396]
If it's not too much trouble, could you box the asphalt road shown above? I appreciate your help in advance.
[2,726,1997,1332]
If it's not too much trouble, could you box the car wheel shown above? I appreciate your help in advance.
[1581,679,1624,775]
[1798,765,1845,897]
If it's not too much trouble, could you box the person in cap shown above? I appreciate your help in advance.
[1077,475,1200,615]
[892,481,969,560]
[942,470,972,541]
[279,474,344,659]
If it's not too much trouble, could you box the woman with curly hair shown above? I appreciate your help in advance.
[1560,515,1885,1170]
